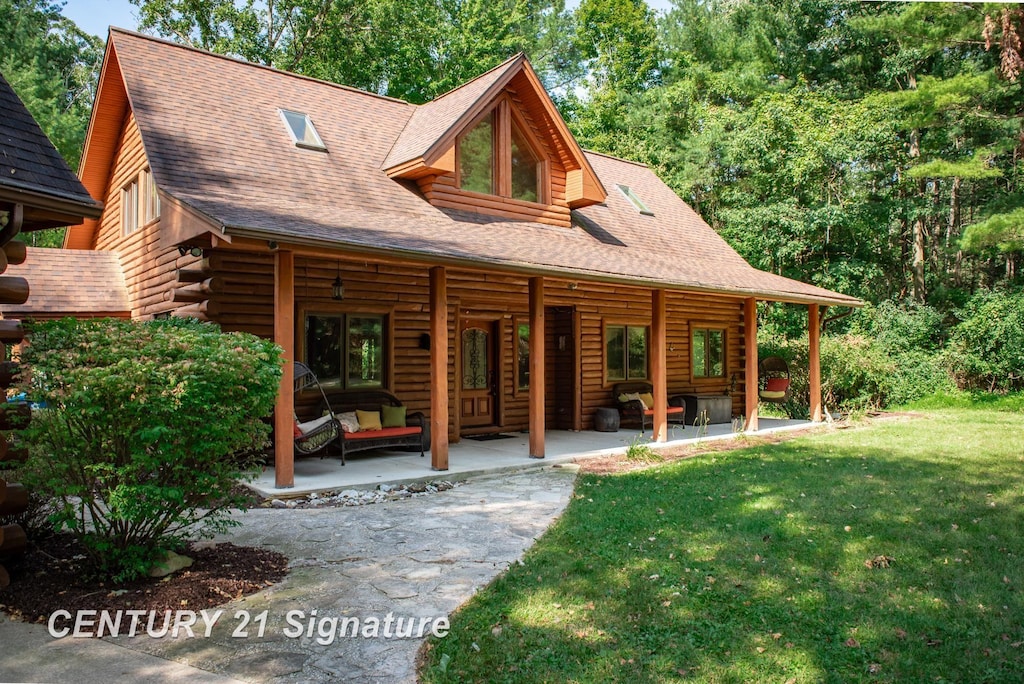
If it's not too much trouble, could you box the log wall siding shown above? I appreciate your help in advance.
[92,112,198,318]
[198,249,748,432]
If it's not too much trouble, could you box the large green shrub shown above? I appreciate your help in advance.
[944,289,1024,391]
[17,318,282,581]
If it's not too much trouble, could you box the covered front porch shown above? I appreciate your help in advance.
[251,417,816,497]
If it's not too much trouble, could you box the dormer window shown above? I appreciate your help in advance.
[280,109,326,151]
[617,184,653,216]
[457,99,547,204]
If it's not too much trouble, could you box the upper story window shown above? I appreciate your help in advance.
[122,168,161,237]
[459,111,494,195]
[457,99,546,204]
[617,184,653,216]
[280,109,327,151]
[121,179,138,236]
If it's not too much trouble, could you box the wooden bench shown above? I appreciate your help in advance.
[301,389,425,465]
[613,381,687,434]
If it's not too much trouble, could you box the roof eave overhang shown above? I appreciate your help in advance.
[0,185,103,231]
[222,223,861,307]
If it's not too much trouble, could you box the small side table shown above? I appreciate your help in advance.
[594,407,620,432]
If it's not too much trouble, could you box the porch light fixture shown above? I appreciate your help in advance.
[177,245,203,257]
[331,263,344,301]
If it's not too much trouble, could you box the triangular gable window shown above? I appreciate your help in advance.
[457,98,547,204]
[279,109,327,151]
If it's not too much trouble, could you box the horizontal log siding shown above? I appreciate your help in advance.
[93,112,196,318]
[200,250,747,432]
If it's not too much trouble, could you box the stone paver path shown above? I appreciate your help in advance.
[107,466,577,683]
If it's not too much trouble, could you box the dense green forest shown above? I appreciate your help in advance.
[3,0,1021,409]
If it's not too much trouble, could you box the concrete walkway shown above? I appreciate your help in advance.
[0,466,579,684]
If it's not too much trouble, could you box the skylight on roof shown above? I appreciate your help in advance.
[279,109,326,151]
[616,184,653,216]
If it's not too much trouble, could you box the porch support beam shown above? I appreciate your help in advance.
[528,276,545,458]
[430,267,450,470]
[809,304,822,422]
[651,289,668,442]
[273,250,295,488]
[744,297,759,433]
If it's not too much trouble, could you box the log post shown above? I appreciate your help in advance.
[529,277,545,458]
[0,227,28,587]
[429,267,449,470]
[744,297,759,432]
[651,289,668,442]
[809,304,823,422]
[273,250,295,488]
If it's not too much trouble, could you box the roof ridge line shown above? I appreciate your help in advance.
[107,27,414,107]
[583,149,650,169]
[423,53,526,103]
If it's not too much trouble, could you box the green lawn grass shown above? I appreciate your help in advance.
[421,404,1024,682]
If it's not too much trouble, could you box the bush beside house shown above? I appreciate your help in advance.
[16,318,281,581]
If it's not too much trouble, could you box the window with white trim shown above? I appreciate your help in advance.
[121,168,161,237]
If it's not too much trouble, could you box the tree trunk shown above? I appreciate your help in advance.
[948,176,963,285]
[910,126,927,303]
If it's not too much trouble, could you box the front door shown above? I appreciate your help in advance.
[460,320,496,427]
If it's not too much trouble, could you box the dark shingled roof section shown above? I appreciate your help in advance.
[108,29,860,307]
[1,247,130,316]
[0,72,97,206]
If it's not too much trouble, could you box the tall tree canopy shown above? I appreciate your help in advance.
[7,0,1021,313]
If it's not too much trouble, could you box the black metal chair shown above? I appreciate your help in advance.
[293,362,341,456]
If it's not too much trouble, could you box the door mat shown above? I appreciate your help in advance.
[466,433,517,441]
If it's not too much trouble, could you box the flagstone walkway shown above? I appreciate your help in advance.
[101,466,578,683]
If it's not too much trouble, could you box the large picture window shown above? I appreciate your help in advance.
[693,327,725,378]
[605,325,648,382]
[305,313,384,388]
[457,99,545,204]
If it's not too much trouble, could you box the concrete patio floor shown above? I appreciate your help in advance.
[250,417,815,497]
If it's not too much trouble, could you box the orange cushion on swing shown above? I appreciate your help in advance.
[766,378,790,392]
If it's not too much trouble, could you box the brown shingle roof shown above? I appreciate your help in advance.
[1,247,129,317]
[101,29,859,307]
[0,72,102,222]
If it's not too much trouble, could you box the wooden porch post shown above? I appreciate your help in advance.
[273,250,295,488]
[651,289,668,442]
[744,297,759,433]
[809,304,823,422]
[529,276,545,458]
[430,267,450,470]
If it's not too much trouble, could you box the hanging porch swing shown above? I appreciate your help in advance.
[758,356,791,404]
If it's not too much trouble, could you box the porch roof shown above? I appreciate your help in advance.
[71,29,859,308]
[0,73,103,230]
[0,247,130,318]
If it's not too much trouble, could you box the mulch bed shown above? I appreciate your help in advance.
[0,534,289,625]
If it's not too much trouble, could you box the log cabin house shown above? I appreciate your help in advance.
[16,29,859,488]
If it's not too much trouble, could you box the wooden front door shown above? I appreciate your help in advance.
[460,320,497,427]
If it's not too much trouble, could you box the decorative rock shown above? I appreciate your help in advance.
[148,550,194,577]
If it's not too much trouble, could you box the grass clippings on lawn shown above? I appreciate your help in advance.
[419,406,1024,683]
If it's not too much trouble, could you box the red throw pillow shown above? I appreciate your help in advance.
[766,378,790,392]
[293,420,303,438]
